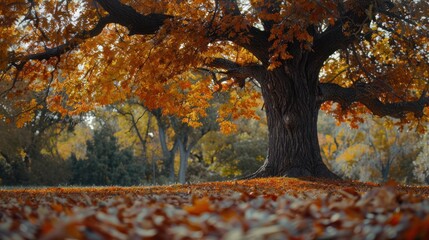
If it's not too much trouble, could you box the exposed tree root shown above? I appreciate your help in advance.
[240,163,340,180]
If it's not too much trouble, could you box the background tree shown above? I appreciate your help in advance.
[112,103,154,182]
[2,0,429,179]
[196,113,267,178]
[114,95,220,184]
[413,132,429,184]
[70,125,144,186]
[56,122,93,161]
[318,114,421,183]
[0,88,77,185]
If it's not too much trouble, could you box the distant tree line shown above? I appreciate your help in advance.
[0,124,146,186]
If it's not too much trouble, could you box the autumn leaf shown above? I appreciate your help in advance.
[1,178,429,239]
[184,197,212,215]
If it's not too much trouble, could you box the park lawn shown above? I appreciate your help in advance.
[1,177,429,239]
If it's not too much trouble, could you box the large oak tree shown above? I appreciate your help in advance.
[1,0,428,179]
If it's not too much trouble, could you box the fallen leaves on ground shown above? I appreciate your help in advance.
[1,178,429,239]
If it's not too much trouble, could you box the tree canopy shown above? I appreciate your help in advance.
[1,0,428,178]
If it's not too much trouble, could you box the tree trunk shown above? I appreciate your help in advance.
[248,67,337,179]
[156,117,176,182]
[177,139,190,184]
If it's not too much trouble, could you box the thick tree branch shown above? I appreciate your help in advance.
[7,0,268,71]
[209,58,266,78]
[95,0,172,35]
[218,0,241,16]
[310,0,394,70]
[240,27,270,64]
[310,16,368,69]
[208,58,241,69]
[9,15,114,67]
[319,83,429,118]
[206,58,267,87]
[96,0,269,64]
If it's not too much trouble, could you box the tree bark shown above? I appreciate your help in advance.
[156,117,176,182]
[248,67,338,179]
[177,139,190,184]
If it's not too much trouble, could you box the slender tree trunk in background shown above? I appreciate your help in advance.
[152,152,156,185]
[170,116,212,184]
[140,116,152,180]
[115,105,153,180]
[130,111,151,179]
[249,67,337,179]
[177,139,190,184]
[381,151,391,183]
[155,116,177,182]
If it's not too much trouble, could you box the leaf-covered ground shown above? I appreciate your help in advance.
[1,178,429,240]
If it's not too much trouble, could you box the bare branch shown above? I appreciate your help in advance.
[0,66,22,98]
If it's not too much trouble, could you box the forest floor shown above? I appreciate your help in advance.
[1,177,429,239]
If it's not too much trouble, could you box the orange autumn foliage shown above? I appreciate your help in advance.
[0,0,263,132]
[2,0,427,132]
